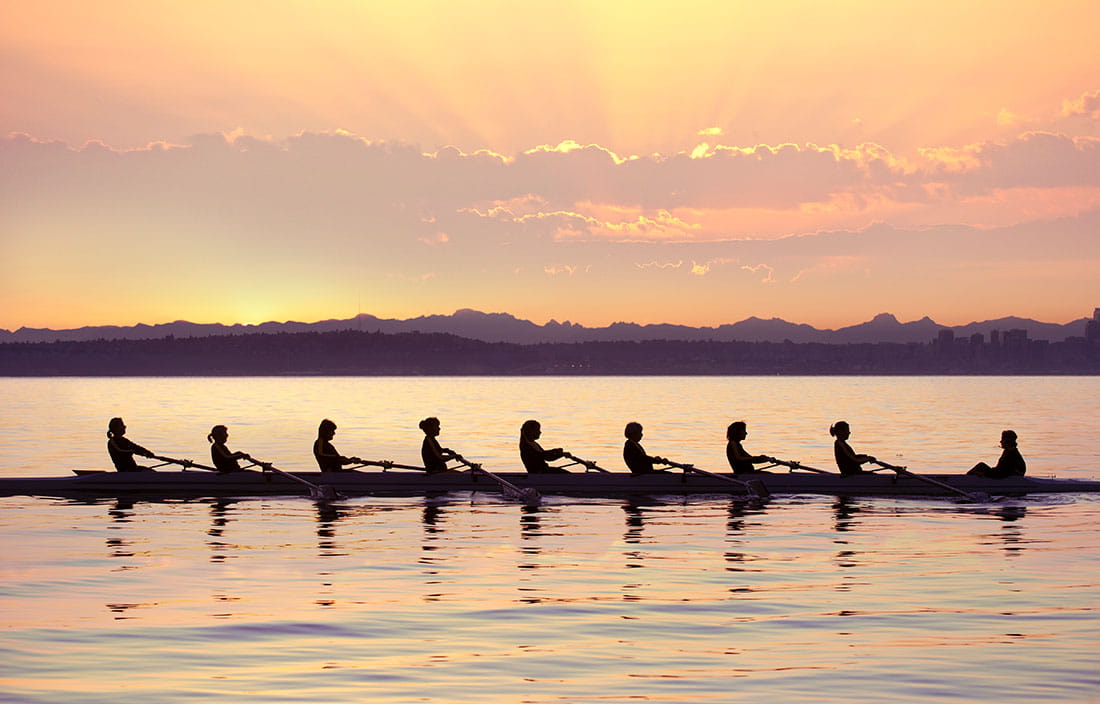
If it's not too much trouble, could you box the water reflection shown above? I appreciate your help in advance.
[315,501,350,558]
[420,494,450,537]
[831,498,865,587]
[420,495,452,601]
[519,504,542,540]
[105,499,136,560]
[832,497,863,532]
[517,504,545,603]
[621,499,660,600]
[723,500,759,578]
[103,499,146,580]
[621,498,652,545]
[100,500,159,618]
[985,505,1030,557]
[519,504,543,564]
[207,499,239,562]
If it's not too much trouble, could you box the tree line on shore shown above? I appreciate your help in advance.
[1,329,1097,375]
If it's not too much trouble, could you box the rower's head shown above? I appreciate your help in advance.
[419,417,441,436]
[829,421,850,440]
[208,424,229,444]
[521,419,541,440]
[107,417,126,438]
[727,421,747,441]
[318,418,337,439]
[1000,429,1018,448]
[624,422,643,441]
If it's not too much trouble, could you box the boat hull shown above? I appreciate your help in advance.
[2,469,1099,500]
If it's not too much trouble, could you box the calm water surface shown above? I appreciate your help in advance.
[1,377,1099,703]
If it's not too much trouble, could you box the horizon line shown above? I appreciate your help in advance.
[3,307,1096,336]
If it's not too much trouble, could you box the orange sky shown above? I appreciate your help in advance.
[2,0,1099,329]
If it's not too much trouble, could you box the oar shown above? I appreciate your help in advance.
[663,460,770,499]
[251,460,343,501]
[351,459,428,472]
[153,454,219,472]
[873,460,993,503]
[768,457,832,474]
[452,454,541,505]
[561,452,610,473]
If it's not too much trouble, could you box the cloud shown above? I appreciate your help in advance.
[7,124,1100,236]
[921,132,1100,191]
[789,255,871,283]
[997,108,1026,127]
[1062,89,1100,119]
[5,123,1100,272]
[688,257,739,276]
[740,263,776,283]
[543,264,591,276]
[418,232,450,246]
[635,261,684,271]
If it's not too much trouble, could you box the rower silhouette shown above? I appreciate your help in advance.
[208,424,253,473]
[314,419,363,472]
[830,421,876,475]
[519,420,570,473]
[622,422,671,474]
[967,429,1026,478]
[725,421,775,474]
[419,417,459,473]
[106,417,156,472]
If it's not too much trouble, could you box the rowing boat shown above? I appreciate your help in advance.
[1,468,1098,500]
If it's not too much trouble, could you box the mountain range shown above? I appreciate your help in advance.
[1,309,1092,345]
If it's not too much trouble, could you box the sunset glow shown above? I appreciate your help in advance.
[2,0,1099,330]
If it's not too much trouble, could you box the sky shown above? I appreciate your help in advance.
[2,0,1099,331]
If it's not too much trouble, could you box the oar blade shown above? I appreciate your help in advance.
[308,484,343,501]
[746,479,771,500]
[502,485,541,506]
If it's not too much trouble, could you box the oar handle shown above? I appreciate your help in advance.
[352,459,428,472]
[771,458,831,474]
[153,454,218,472]
[452,453,482,471]
[563,452,610,473]
[872,460,907,472]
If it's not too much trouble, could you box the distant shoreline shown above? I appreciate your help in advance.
[2,308,1095,346]
[2,330,1097,376]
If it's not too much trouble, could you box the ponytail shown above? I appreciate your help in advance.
[208,424,227,444]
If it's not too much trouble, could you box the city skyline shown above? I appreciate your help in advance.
[3,1,1099,331]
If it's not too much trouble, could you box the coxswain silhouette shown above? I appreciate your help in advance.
[967,429,1026,478]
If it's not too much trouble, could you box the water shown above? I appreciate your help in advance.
[2,377,1099,702]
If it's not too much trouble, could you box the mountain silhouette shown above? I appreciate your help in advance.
[0,309,1090,345]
